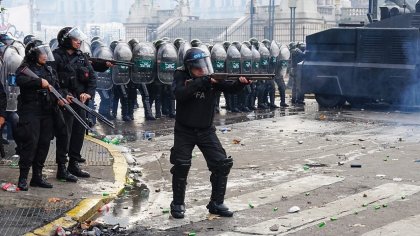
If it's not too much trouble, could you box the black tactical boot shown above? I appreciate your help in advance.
[143,97,156,120]
[171,177,187,219]
[30,168,53,188]
[231,95,240,113]
[17,168,29,191]
[56,164,78,182]
[168,100,176,118]
[208,158,234,217]
[68,161,90,178]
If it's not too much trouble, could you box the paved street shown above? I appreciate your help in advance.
[93,99,420,236]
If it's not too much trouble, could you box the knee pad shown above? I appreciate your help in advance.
[170,156,191,178]
[212,157,233,176]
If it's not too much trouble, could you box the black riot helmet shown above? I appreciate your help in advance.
[289,42,297,50]
[184,47,214,78]
[25,39,55,64]
[91,36,101,43]
[57,27,87,49]
[110,40,119,52]
[261,39,271,49]
[23,34,36,46]
[190,39,202,47]
[297,42,306,52]
[154,39,166,50]
[231,41,241,50]
[222,41,231,51]
[242,41,252,49]
[128,38,139,50]
[249,37,259,48]
[161,37,170,42]
[0,33,15,45]
[173,38,185,50]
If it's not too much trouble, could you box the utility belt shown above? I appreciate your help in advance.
[18,89,53,107]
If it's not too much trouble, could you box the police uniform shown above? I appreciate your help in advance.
[170,47,247,219]
[15,56,59,190]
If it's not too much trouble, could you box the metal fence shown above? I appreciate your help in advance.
[156,23,335,45]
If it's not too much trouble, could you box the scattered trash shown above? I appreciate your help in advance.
[414,160,420,163]
[143,131,155,140]
[98,204,111,213]
[319,114,327,120]
[358,138,365,141]
[155,188,161,193]
[303,165,310,171]
[318,222,326,228]
[288,206,300,213]
[362,203,368,207]
[382,204,388,208]
[305,192,310,196]
[102,192,109,197]
[188,232,196,236]
[248,203,254,208]
[207,214,220,221]
[305,163,327,168]
[350,164,362,168]
[326,137,332,141]
[55,226,66,236]
[232,139,241,144]
[269,224,279,231]
[330,217,337,221]
[392,159,399,161]
[48,197,61,203]
[297,140,303,144]
[398,138,403,142]
[162,209,170,214]
[361,146,366,149]
[393,178,402,182]
[273,207,278,212]
[1,183,19,192]
[352,223,366,227]
[219,127,232,133]
[338,162,344,166]
[401,196,406,199]
[374,205,381,210]
[363,194,367,198]
[376,174,386,178]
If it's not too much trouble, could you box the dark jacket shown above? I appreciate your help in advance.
[15,62,60,115]
[173,69,245,129]
[53,47,97,98]
[0,81,6,118]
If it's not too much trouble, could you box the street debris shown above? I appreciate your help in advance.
[98,204,111,213]
[363,194,367,198]
[305,163,327,168]
[287,206,300,213]
[248,203,254,208]
[392,178,403,182]
[303,165,310,171]
[376,174,386,178]
[1,182,19,192]
[350,164,362,168]
[143,131,155,140]
[232,139,241,144]
[318,221,326,228]
[358,138,365,141]
[338,162,344,166]
[162,208,170,214]
[319,114,327,120]
[305,192,310,196]
[330,217,337,221]
[269,224,279,231]
[297,140,303,144]
[273,207,278,212]
[207,214,220,221]
[48,197,61,203]
[414,160,420,163]
[374,205,381,210]
[219,127,232,133]
[352,223,366,227]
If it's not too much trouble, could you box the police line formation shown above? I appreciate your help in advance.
[0,27,306,193]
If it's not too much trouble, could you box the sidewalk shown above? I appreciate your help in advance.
[0,136,127,236]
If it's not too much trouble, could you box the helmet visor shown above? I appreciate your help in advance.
[66,27,87,42]
[36,45,55,61]
[187,57,214,77]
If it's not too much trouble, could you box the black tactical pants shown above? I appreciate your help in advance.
[170,122,232,204]
[54,108,69,164]
[17,113,53,170]
[275,75,287,104]
[62,104,86,163]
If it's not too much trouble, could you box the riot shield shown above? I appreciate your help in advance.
[226,45,241,74]
[131,42,156,84]
[258,43,270,74]
[11,41,25,56]
[240,44,252,74]
[251,45,261,74]
[279,44,291,61]
[1,45,23,111]
[210,43,227,73]
[112,42,132,85]
[157,42,178,85]
[50,38,59,51]
[92,44,114,90]
[177,42,191,66]
[269,40,280,74]
[80,41,92,56]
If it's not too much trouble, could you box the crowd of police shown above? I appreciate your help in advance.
[0,26,306,192]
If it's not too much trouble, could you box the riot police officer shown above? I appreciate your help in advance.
[15,40,62,190]
[291,42,305,105]
[0,78,6,140]
[170,47,250,219]
[53,27,95,178]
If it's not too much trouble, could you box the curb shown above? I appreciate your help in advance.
[25,135,128,236]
